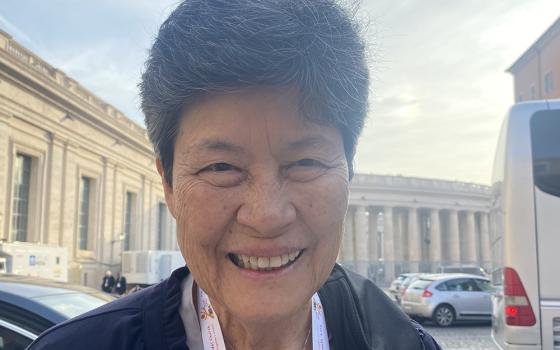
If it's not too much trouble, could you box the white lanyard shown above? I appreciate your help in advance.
[197,288,330,350]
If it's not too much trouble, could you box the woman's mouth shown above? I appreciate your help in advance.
[228,250,304,271]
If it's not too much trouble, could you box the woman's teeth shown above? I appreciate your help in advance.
[229,250,302,271]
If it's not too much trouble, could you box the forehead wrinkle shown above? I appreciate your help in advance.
[182,139,248,161]
[284,134,340,154]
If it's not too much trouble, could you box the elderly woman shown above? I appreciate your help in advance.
[29,1,441,349]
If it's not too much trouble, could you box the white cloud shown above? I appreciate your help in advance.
[353,0,560,184]
[0,14,36,49]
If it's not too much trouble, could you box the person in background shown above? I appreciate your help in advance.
[101,270,114,293]
[114,272,127,295]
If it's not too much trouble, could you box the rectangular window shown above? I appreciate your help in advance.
[530,85,536,100]
[544,72,554,95]
[531,110,560,197]
[78,177,92,250]
[123,192,136,251]
[11,154,32,242]
[157,202,167,250]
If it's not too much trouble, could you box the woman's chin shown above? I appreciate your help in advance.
[217,256,315,323]
[223,293,311,325]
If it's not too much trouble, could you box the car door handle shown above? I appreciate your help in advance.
[452,294,460,298]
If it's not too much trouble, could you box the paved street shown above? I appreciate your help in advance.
[424,323,500,350]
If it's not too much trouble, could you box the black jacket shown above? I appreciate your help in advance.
[28,265,442,349]
[101,275,115,293]
[115,276,127,295]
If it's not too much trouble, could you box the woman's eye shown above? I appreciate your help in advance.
[286,159,328,182]
[294,159,325,168]
[203,162,235,172]
[197,162,245,187]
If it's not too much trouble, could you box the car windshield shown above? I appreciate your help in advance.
[32,293,110,318]
[409,279,432,290]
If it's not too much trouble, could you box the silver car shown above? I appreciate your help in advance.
[401,274,493,327]
[388,273,420,303]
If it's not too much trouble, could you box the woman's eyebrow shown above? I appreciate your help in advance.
[285,135,337,152]
[189,139,247,155]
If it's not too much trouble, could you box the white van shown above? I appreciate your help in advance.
[490,100,560,350]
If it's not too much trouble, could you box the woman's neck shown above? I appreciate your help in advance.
[210,298,312,350]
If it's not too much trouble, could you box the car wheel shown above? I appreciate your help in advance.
[433,304,455,327]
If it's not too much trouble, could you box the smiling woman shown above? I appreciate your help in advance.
[27,1,441,349]
[166,88,350,337]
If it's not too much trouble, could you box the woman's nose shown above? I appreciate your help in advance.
[236,178,297,237]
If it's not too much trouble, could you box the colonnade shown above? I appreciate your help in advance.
[340,205,491,281]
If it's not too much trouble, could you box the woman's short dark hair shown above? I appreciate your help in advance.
[140,0,369,185]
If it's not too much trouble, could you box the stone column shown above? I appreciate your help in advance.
[100,159,115,265]
[0,114,9,239]
[368,207,379,262]
[39,132,54,244]
[62,141,80,283]
[354,206,369,277]
[479,213,491,268]
[109,162,120,267]
[61,142,79,255]
[140,175,151,251]
[408,207,421,272]
[342,207,355,264]
[429,209,442,265]
[45,136,64,245]
[383,207,395,282]
[465,211,478,264]
[448,210,461,265]
[393,210,403,262]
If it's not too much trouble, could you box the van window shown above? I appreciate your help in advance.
[530,110,560,197]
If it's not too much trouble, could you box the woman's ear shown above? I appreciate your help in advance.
[156,158,176,218]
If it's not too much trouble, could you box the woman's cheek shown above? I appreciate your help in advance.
[312,177,348,224]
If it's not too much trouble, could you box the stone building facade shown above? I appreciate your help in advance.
[342,174,491,284]
[0,30,176,288]
[508,16,560,102]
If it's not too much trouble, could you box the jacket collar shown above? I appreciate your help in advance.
[161,266,190,350]
[151,264,420,350]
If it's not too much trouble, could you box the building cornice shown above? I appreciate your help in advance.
[351,174,490,196]
[0,30,152,155]
[506,16,560,74]
[348,174,491,211]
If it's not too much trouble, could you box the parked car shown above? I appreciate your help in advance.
[0,274,115,349]
[397,274,423,304]
[389,273,421,302]
[400,274,493,327]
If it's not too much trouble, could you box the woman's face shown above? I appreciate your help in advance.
[160,87,349,323]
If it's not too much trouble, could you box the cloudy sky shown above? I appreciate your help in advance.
[1,1,559,185]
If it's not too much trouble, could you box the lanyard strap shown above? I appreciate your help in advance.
[197,288,330,350]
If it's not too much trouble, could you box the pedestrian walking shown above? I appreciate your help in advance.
[101,270,115,293]
[114,272,127,295]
